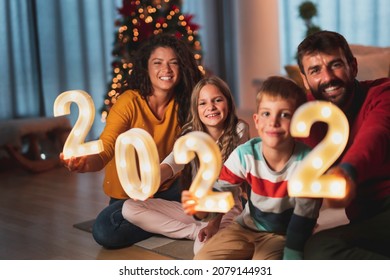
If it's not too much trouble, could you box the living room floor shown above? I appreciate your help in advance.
[0,166,173,260]
[0,154,349,260]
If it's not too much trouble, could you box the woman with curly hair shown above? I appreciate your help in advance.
[61,33,203,249]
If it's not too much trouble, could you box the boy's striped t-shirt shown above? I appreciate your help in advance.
[217,137,321,259]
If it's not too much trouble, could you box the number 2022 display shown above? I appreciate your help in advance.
[54,91,349,210]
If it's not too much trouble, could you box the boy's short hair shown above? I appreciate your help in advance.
[256,76,307,111]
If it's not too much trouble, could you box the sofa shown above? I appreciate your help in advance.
[285,44,390,89]
[0,116,71,172]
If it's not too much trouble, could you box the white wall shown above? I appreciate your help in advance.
[183,0,282,114]
[234,0,281,113]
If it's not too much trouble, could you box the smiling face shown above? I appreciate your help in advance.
[148,47,180,95]
[197,84,229,133]
[253,94,295,151]
[300,48,357,108]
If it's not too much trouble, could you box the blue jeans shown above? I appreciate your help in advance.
[92,180,182,249]
[304,195,390,259]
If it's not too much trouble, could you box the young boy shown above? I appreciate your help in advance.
[182,76,322,260]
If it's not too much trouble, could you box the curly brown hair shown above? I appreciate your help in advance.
[127,33,203,127]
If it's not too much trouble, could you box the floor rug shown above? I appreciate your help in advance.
[73,219,95,233]
[73,219,194,259]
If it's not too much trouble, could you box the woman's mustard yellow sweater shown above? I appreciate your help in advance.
[99,90,180,199]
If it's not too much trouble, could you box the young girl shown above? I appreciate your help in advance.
[184,76,322,260]
[122,76,250,252]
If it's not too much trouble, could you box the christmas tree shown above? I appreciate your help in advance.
[101,0,203,122]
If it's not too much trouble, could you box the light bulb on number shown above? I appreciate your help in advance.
[321,106,332,118]
[121,136,131,145]
[64,148,73,155]
[290,181,303,193]
[296,121,307,132]
[218,199,228,210]
[142,163,151,172]
[175,153,187,163]
[205,198,216,210]
[78,146,86,154]
[185,138,196,148]
[91,144,99,152]
[311,182,322,193]
[202,153,212,163]
[142,186,151,194]
[81,111,90,118]
[202,170,212,180]
[330,181,344,195]
[195,189,205,198]
[312,157,323,169]
[331,132,343,144]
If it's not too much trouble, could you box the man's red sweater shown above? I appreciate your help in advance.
[301,78,390,221]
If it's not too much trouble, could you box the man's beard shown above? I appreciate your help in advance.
[310,78,353,108]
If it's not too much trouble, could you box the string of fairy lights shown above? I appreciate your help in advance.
[101,0,204,122]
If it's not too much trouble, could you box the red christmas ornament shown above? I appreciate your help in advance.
[118,0,137,16]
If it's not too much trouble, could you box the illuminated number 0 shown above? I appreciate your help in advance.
[115,128,160,201]
[53,90,103,160]
[174,131,234,212]
[288,101,349,198]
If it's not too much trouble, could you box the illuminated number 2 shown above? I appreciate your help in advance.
[53,90,103,160]
[174,131,234,213]
[288,101,349,198]
[115,128,161,201]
